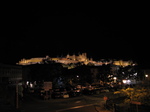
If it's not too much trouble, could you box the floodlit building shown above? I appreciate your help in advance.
[17,53,96,66]
[16,53,137,69]
[17,57,45,65]
[113,60,135,67]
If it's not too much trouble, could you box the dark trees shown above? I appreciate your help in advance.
[29,63,63,82]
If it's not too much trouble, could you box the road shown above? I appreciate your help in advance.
[20,93,108,112]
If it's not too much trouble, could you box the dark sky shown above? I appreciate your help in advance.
[0,5,149,68]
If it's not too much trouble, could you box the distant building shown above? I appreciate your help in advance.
[0,63,22,84]
[16,53,137,70]
[17,53,111,66]
[17,57,44,65]
[113,60,135,67]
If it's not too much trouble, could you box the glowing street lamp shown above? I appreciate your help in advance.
[113,77,117,83]
[122,79,131,84]
[145,74,148,81]
[145,74,149,85]
[122,80,127,84]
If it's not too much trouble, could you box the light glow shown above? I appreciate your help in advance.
[122,79,131,84]
[145,74,148,77]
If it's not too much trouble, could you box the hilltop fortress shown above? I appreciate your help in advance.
[17,53,135,67]
[17,53,95,65]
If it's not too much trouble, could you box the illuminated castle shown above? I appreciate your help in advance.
[17,53,135,67]
[17,53,93,65]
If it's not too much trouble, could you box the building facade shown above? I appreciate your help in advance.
[0,63,22,84]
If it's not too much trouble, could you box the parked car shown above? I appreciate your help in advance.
[38,90,51,100]
[100,88,109,93]
[51,92,61,99]
[68,88,82,97]
[61,93,69,98]
[29,88,34,93]
[82,89,94,95]
[68,91,77,97]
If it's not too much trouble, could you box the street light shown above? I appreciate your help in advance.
[113,77,117,83]
[122,79,131,84]
[145,74,149,85]
[122,80,127,84]
[145,74,148,82]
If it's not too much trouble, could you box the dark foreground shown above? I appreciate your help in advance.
[1,88,150,112]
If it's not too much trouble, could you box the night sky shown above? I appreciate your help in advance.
[0,5,149,68]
